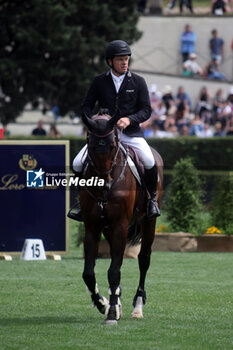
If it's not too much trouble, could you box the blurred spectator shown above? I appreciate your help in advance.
[149,84,162,111]
[214,121,226,136]
[42,101,50,115]
[195,86,212,121]
[148,118,178,138]
[164,115,176,134]
[176,86,192,110]
[144,123,168,138]
[180,125,189,136]
[212,0,227,15]
[166,124,179,137]
[3,123,10,137]
[168,0,193,13]
[167,99,177,117]
[196,122,214,138]
[213,100,228,129]
[153,101,167,122]
[141,100,166,131]
[142,85,232,139]
[48,123,62,138]
[209,29,224,64]
[227,86,233,103]
[213,89,225,113]
[51,103,60,121]
[204,58,226,81]
[138,0,148,13]
[183,53,203,76]
[162,85,174,111]
[222,99,233,118]
[32,120,47,136]
[226,114,233,135]
[180,0,193,13]
[188,114,205,136]
[180,24,196,62]
[230,0,233,11]
[175,100,190,132]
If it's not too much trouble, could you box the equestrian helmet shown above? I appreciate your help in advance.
[105,40,131,64]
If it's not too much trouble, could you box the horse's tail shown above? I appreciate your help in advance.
[127,222,142,246]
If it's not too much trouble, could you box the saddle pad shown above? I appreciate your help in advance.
[126,155,142,185]
[120,144,142,185]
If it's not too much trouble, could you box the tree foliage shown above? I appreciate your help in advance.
[210,175,233,234]
[0,0,141,123]
[165,158,204,233]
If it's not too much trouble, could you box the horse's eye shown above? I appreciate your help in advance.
[110,142,116,150]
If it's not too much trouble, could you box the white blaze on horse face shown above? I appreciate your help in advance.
[131,296,144,319]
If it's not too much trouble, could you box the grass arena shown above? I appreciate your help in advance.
[1,219,233,350]
[1,2,233,348]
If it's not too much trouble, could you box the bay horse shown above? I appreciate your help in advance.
[80,111,163,325]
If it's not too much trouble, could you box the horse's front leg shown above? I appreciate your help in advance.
[131,218,156,319]
[104,222,127,325]
[82,225,108,315]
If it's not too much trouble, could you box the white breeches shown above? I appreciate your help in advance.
[73,134,155,173]
[73,145,88,172]
[120,133,155,169]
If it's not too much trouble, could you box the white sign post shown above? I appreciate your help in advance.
[20,239,47,261]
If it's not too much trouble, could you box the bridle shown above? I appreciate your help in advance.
[86,115,122,177]
[83,115,128,221]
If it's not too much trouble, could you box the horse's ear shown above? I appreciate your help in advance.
[107,108,120,129]
[81,113,96,132]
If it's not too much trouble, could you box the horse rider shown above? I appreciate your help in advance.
[68,40,160,221]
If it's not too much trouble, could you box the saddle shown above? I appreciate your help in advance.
[120,143,160,191]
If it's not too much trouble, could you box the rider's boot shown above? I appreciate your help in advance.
[67,171,83,221]
[144,165,160,218]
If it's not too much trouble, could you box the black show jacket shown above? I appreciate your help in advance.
[81,70,152,137]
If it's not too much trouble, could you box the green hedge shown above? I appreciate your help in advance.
[5,136,233,171]
[69,136,233,172]
[146,137,233,171]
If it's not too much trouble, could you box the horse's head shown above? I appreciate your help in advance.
[82,110,120,176]
[82,110,119,153]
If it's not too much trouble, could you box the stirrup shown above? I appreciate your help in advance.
[146,199,160,218]
[67,203,83,222]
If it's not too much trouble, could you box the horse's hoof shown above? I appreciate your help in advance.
[104,319,118,326]
[131,311,144,319]
[131,296,144,318]
[105,304,121,325]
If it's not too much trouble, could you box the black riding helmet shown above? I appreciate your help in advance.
[105,40,131,66]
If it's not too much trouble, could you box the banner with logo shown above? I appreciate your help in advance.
[0,140,69,254]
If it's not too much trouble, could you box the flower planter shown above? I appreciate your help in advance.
[96,233,233,258]
[153,233,233,253]
[152,232,197,252]
[196,234,233,252]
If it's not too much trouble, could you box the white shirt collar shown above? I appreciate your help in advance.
[111,70,125,82]
[110,70,125,93]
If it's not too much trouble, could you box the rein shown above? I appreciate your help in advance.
[83,129,127,221]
